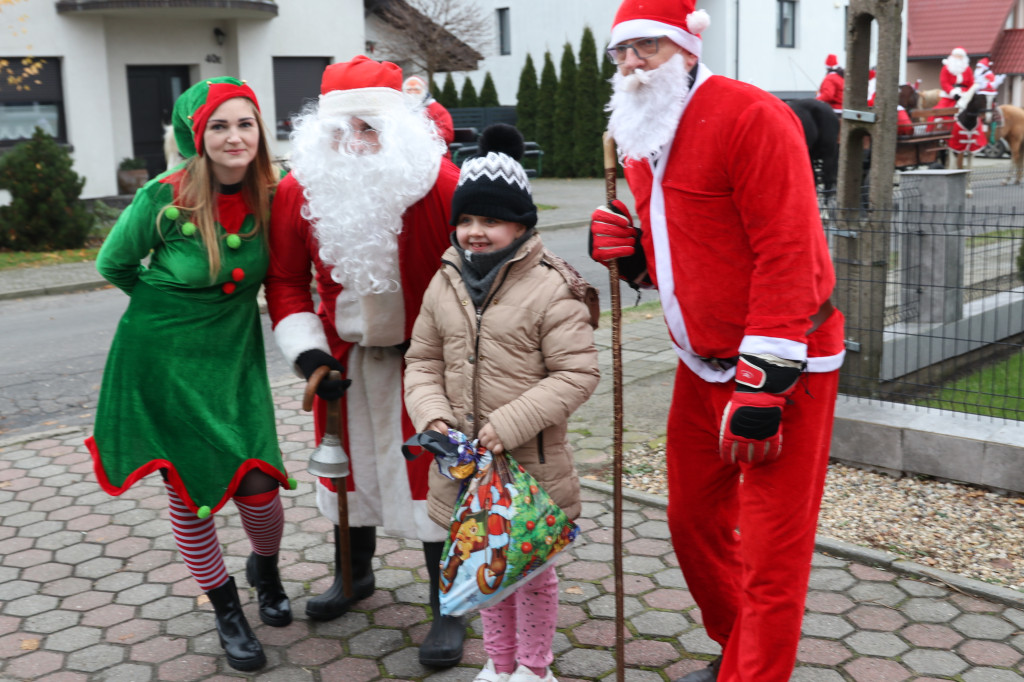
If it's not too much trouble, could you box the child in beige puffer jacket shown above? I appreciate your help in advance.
[404,124,600,682]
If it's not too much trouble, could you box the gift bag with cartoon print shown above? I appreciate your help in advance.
[402,428,579,616]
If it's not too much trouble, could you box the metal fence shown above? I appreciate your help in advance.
[824,163,1024,420]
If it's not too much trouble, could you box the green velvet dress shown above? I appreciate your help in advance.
[86,169,288,517]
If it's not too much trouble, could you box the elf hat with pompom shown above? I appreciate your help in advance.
[609,0,711,59]
[449,124,537,229]
[171,77,260,159]
[318,55,405,119]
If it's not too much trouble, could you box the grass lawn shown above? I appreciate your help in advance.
[917,350,1024,420]
[0,248,101,271]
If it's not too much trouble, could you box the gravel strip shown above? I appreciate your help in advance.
[594,443,1024,591]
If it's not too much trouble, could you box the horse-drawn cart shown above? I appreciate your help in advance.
[894,106,958,169]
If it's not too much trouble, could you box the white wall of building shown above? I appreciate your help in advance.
[0,0,363,198]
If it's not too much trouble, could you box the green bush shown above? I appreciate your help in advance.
[573,27,603,177]
[516,54,539,143]
[0,127,92,251]
[438,73,459,110]
[460,77,480,108]
[552,42,577,177]
[479,72,500,108]
[535,52,558,175]
[118,157,147,171]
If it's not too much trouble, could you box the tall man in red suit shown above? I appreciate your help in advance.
[816,53,844,112]
[264,55,466,668]
[591,2,845,680]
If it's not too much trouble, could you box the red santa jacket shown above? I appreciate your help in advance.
[816,71,844,110]
[425,101,455,147]
[265,159,460,366]
[624,75,845,382]
[940,64,974,99]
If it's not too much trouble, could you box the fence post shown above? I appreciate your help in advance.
[898,170,968,324]
[834,0,903,395]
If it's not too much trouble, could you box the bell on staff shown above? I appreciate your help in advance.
[308,433,350,478]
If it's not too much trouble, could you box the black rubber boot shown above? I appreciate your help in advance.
[305,525,376,621]
[206,576,266,672]
[245,552,292,627]
[419,540,465,668]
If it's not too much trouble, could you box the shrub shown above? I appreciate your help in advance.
[0,127,92,251]
[573,27,603,177]
[552,42,577,177]
[438,73,460,110]
[460,76,480,108]
[535,52,558,176]
[479,72,500,107]
[516,54,539,142]
[118,157,147,171]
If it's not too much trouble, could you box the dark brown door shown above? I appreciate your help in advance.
[127,65,190,178]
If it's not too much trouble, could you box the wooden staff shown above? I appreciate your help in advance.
[602,131,626,682]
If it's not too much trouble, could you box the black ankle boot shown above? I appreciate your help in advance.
[245,552,292,627]
[305,525,377,621]
[419,540,465,668]
[205,576,266,671]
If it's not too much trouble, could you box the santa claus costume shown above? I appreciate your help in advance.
[938,46,975,109]
[600,2,845,680]
[264,55,466,667]
[816,53,844,112]
[404,75,455,156]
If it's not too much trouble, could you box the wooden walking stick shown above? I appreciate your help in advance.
[603,131,626,682]
[303,366,353,599]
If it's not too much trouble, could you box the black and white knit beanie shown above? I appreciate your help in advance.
[449,123,537,228]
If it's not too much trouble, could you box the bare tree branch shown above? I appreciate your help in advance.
[370,0,490,82]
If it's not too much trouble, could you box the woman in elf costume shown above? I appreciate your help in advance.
[86,77,290,672]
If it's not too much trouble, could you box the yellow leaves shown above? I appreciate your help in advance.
[20,639,39,651]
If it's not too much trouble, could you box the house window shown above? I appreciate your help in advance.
[272,57,330,140]
[497,8,511,56]
[778,0,796,48]
[0,57,65,145]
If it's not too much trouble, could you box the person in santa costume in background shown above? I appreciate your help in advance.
[264,55,467,667]
[974,57,1006,96]
[88,78,290,672]
[403,74,455,156]
[591,1,845,680]
[816,53,844,112]
[938,46,975,109]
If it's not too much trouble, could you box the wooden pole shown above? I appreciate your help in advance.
[602,131,626,682]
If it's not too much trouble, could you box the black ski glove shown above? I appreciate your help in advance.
[295,349,351,401]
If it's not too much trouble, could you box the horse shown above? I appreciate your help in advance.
[990,104,1024,185]
[786,98,840,191]
[944,92,1024,195]
[918,89,941,109]
[898,83,919,112]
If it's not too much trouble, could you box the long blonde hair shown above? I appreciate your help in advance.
[159,98,278,282]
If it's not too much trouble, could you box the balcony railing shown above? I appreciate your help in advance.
[56,0,277,19]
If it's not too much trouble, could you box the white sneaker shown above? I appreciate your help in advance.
[474,659,512,682]
[508,664,557,682]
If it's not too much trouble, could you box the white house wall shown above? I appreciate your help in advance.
[1,0,362,199]
[445,1,907,106]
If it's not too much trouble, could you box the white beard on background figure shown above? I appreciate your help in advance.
[288,103,445,295]
[606,52,690,163]
[944,53,969,78]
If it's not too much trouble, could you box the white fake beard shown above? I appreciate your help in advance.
[289,105,445,295]
[606,53,690,163]
[945,55,969,77]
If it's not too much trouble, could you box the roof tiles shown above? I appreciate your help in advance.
[908,0,1016,58]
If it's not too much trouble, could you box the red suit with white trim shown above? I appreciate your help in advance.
[599,41,845,678]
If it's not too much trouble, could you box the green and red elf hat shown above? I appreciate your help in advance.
[171,76,260,158]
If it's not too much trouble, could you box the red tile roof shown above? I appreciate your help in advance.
[992,29,1024,73]
[908,0,1015,59]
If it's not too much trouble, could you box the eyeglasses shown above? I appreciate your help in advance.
[606,37,661,64]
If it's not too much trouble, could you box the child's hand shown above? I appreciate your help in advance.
[427,420,450,435]
[477,423,504,455]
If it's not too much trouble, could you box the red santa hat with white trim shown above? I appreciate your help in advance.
[318,55,405,119]
[609,0,711,59]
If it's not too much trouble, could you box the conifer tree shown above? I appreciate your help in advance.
[600,45,621,176]
[460,77,480,108]
[573,27,603,177]
[0,127,91,251]
[516,54,539,142]
[479,72,500,107]
[535,52,558,177]
[429,76,441,99]
[552,42,577,177]
[439,73,460,109]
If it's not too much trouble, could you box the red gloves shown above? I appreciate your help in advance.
[718,353,804,465]
[590,199,639,262]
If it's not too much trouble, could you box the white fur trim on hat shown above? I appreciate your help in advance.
[610,12,710,59]
[319,87,406,118]
[951,47,967,57]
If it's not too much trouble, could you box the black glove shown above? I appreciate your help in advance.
[295,349,351,401]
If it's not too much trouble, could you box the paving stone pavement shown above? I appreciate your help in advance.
[3,369,1024,681]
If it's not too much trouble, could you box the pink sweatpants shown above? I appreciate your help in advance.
[480,565,559,672]
[666,362,839,682]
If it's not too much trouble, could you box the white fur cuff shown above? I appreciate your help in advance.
[274,312,331,374]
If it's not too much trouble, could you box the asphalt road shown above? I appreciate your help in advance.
[0,224,657,441]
